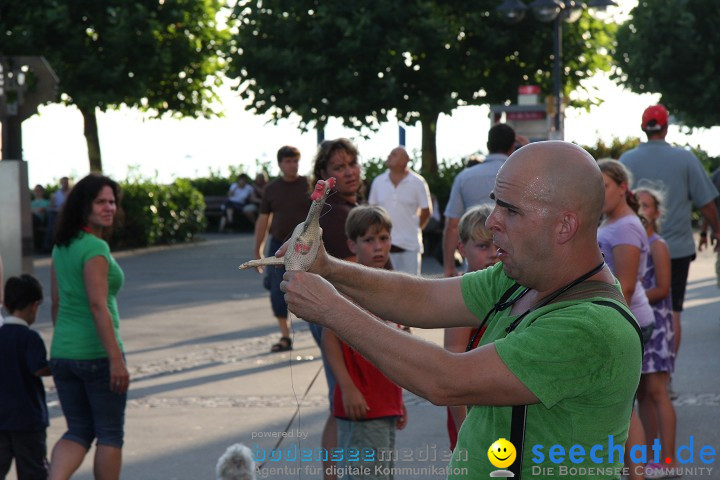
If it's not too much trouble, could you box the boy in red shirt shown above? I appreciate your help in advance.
[322,206,407,479]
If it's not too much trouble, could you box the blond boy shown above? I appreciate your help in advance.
[443,205,497,449]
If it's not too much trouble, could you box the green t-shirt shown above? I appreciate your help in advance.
[449,263,641,479]
[51,231,125,359]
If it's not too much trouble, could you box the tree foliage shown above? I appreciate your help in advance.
[228,0,616,173]
[614,0,720,128]
[2,0,229,171]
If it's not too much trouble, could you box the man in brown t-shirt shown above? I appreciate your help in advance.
[253,146,310,352]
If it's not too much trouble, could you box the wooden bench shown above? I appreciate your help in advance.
[203,195,225,222]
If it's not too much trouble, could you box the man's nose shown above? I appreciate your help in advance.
[486,209,501,231]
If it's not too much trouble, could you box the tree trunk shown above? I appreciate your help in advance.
[80,106,103,172]
[420,111,439,175]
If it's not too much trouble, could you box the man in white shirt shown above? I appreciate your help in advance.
[219,173,256,231]
[369,147,432,275]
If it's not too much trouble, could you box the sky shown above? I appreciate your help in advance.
[14,1,720,187]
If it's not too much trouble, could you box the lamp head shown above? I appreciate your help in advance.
[497,0,528,24]
[529,0,564,22]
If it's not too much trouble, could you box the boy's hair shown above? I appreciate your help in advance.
[345,205,393,241]
[458,205,494,244]
[276,145,300,164]
[4,274,43,313]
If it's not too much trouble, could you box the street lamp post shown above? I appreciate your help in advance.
[496,0,617,140]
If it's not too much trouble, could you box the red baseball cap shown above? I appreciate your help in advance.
[642,104,669,132]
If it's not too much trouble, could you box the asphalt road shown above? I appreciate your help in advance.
[7,233,720,479]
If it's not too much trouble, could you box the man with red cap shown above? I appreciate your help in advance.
[620,104,720,356]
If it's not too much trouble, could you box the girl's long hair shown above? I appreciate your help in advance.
[598,159,647,227]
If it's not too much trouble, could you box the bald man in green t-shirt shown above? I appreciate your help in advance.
[280,141,642,479]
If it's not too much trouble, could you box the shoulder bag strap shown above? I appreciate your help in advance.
[508,296,644,480]
[509,404,528,478]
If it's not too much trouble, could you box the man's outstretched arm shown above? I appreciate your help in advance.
[282,270,538,407]
[281,239,478,329]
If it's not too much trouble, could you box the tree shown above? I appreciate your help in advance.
[228,0,615,173]
[615,0,720,129]
[2,0,229,172]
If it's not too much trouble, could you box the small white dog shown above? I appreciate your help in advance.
[216,443,256,480]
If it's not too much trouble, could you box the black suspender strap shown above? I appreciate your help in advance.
[509,404,528,479]
[506,299,644,480]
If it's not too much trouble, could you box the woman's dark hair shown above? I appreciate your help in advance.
[54,174,121,247]
[312,138,359,185]
[4,274,43,312]
[312,138,364,200]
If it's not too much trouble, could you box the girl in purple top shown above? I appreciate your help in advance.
[597,161,654,329]
[636,187,679,475]
[598,159,653,480]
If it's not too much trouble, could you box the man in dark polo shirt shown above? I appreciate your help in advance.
[253,146,311,352]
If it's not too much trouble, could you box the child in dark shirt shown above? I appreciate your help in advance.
[0,274,50,480]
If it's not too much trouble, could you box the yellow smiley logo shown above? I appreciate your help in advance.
[488,438,517,469]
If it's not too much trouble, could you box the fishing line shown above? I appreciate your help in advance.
[267,193,335,478]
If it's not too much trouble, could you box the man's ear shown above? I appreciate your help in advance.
[347,238,357,255]
[557,212,579,245]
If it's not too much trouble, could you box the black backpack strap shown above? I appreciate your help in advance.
[591,300,645,357]
[507,299,643,480]
[509,404,528,479]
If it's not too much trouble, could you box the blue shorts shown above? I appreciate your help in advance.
[50,358,127,449]
[268,237,288,318]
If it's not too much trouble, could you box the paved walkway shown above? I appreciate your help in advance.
[8,233,720,479]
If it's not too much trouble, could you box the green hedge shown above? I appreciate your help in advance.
[580,137,642,161]
[185,167,239,196]
[112,178,206,249]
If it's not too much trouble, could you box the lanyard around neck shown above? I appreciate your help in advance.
[466,260,606,352]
